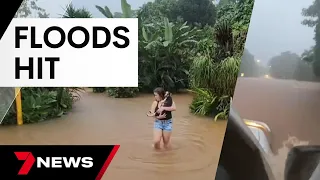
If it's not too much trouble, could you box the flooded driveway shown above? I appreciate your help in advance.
[233,77,320,179]
[0,91,226,180]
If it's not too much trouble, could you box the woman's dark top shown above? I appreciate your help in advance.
[155,96,173,120]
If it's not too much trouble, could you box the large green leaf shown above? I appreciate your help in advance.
[95,5,113,18]
[121,0,132,18]
[142,27,148,41]
[164,18,173,42]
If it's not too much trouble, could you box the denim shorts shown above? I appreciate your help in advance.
[154,119,173,132]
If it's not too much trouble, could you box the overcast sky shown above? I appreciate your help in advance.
[245,0,315,64]
[39,0,316,64]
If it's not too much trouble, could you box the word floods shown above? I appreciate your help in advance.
[15,26,129,80]
[0,18,138,87]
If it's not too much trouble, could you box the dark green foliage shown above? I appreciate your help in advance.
[213,0,254,61]
[189,88,217,116]
[239,49,260,77]
[138,0,178,23]
[301,47,315,63]
[189,0,253,120]
[92,88,106,93]
[138,0,216,26]
[139,20,198,92]
[2,88,82,125]
[214,21,234,60]
[301,0,320,76]
[268,51,300,79]
[175,0,217,26]
[266,49,316,81]
[313,24,320,76]
[106,87,139,98]
[293,60,316,81]
[62,4,92,18]
[217,0,254,27]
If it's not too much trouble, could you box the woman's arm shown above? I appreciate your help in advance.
[156,113,166,119]
[147,101,167,119]
[147,101,158,117]
[160,101,176,112]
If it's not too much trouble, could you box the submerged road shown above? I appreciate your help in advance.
[233,77,320,152]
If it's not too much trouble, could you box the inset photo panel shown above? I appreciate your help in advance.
[216,0,320,179]
[0,0,254,179]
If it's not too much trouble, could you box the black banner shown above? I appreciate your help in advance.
[0,145,119,180]
[0,0,24,40]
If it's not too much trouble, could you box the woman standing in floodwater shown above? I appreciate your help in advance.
[147,87,176,149]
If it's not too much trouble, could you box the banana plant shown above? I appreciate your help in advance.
[121,0,132,18]
[95,5,113,18]
[96,0,133,18]
[141,18,198,49]
[163,17,173,46]
[142,17,173,47]
[139,19,199,92]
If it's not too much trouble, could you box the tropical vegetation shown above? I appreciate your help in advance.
[301,0,320,78]
[2,0,254,125]
[2,88,83,124]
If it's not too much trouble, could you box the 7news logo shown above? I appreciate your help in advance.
[15,152,93,175]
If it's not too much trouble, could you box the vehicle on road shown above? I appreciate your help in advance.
[215,108,320,180]
[244,119,273,155]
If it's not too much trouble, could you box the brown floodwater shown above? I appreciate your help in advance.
[0,90,227,180]
[233,77,320,179]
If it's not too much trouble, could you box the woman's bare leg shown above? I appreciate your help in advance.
[162,120,173,149]
[162,131,172,149]
[153,129,162,149]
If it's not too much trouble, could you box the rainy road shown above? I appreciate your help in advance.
[233,77,320,179]
[233,77,320,151]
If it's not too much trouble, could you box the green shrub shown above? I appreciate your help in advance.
[190,55,216,89]
[63,4,92,18]
[191,56,240,96]
[190,88,217,116]
[190,89,232,121]
[1,88,81,125]
[189,56,240,118]
[92,88,106,93]
[214,96,232,121]
[106,87,139,98]
[213,56,241,96]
